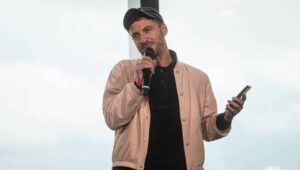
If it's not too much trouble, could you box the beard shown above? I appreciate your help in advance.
[137,30,166,57]
[154,32,165,57]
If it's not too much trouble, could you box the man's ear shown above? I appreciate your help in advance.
[161,23,168,36]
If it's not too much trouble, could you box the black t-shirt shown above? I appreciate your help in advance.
[144,50,187,170]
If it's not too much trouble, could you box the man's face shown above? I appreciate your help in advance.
[128,18,167,55]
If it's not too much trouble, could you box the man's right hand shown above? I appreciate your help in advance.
[136,56,158,80]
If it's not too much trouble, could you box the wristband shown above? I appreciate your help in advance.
[136,79,142,87]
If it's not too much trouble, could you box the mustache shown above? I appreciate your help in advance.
[141,42,154,50]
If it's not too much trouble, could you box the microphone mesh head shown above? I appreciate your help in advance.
[145,48,156,59]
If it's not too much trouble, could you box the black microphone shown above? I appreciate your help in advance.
[142,48,156,96]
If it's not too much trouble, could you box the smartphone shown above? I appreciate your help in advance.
[237,85,251,100]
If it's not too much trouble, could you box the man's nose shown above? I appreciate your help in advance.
[139,32,149,43]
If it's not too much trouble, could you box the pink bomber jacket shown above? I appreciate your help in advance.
[103,59,230,170]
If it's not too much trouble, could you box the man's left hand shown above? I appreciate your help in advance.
[224,96,246,121]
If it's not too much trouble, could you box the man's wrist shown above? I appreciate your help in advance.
[224,111,234,122]
[134,79,142,90]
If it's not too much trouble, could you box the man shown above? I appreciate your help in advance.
[102,7,246,170]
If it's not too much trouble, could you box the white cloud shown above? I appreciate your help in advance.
[0,0,128,67]
[240,98,300,135]
[0,61,112,146]
[219,9,237,17]
[265,166,287,170]
[247,50,300,89]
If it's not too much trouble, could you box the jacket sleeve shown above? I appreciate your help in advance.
[200,75,230,141]
[102,60,144,130]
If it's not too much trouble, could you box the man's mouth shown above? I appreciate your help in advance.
[141,42,154,50]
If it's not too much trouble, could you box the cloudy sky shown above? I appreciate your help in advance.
[0,0,299,170]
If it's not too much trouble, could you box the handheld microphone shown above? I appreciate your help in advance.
[142,48,156,96]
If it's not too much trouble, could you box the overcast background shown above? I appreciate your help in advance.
[0,0,299,170]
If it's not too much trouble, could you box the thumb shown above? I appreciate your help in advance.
[136,70,143,80]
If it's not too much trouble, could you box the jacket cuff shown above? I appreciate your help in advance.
[216,113,232,130]
[134,81,142,91]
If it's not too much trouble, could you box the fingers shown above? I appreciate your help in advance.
[226,104,239,114]
[230,97,244,109]
[224,96,246,121]
[136,57,157,72]
[136,57,157,79]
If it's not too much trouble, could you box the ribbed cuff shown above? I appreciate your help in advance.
[216,113,232,130]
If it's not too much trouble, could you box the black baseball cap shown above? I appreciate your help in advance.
[123,7,164,31]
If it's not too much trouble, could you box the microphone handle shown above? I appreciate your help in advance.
[142,69,151,96]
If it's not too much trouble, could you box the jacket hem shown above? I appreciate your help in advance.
[113,161,141,170]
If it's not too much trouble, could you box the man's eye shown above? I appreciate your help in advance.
[145,28,151,33]
[132,33,139,39]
